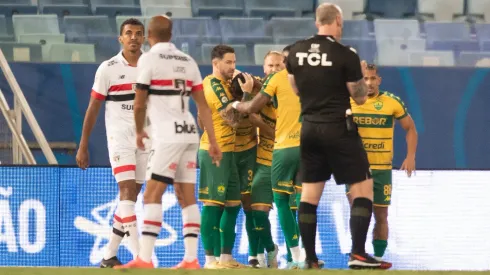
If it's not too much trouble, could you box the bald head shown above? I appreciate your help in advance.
[316,3,342,26]
[148,15,172,42]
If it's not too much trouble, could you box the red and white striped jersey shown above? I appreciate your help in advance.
[136,42,203,143]
[91,51,138,138]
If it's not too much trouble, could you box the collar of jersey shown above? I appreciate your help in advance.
[117,50,143,67]
[150,42,176,52]
[315,34,335,40]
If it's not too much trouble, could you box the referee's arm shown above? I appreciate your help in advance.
[346,50,368,105]
[285,53,299,95]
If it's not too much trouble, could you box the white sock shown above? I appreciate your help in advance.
[220,253,233,263]
[257,253,266,267]
[290,246,301,262]
[119,200,139,259]
[182,204,200,262]
[248,256,257,261]
[205,255,216,264]
[139,204,162,263]
[103,206,124,260]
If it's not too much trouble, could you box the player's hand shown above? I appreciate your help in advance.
[400,157,416,177]
[136,131,149,150]
[208,142,222,167]
[76,147,89,170]
[238,73,254,94]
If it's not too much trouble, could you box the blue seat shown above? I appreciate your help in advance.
[475,23,490,40]
[292,0,315,15]
[63,16,115,41]
[70,35,120,62]
[191,0,244,18]
[219,17,272,45]
[0,15,13,41]
[366,0,417,18]
[458,51,490,67]
[424,22,471,42]
[90,0,141,17]
[0,0,38,17]
[268,18,315,44]
[374,19,420,40]
[173,37,206,63]
[482,41,490,51]
[426,40,480,56]
[201,43,253,65]
[175,17,221,43]
[0,42,42,62]
[343,20,372,39]
[341,38,377,63]
[245,0,297,19]
[375,38,426,66]
[13,15,61,40]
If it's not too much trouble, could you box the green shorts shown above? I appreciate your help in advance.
[346,169,392,206]
[235,146,257,194]
[271,147,301,195]
[198,149,240,205]
[251,163,273,207]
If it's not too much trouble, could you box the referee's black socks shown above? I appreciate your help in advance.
[350,197,373,255]
[298,202,318,262]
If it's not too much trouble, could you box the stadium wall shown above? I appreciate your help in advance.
[0,64,489,168]
[0,167,489,270]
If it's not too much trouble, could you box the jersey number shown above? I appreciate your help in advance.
[175,79,187,113]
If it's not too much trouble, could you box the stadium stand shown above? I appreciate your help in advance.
[0,0,485,67]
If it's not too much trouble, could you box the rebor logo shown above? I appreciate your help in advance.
[174,121,196,134]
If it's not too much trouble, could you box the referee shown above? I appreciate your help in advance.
[286,3,390,269]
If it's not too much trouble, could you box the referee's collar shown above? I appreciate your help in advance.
[315,34,336,41]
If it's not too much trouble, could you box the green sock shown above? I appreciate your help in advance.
[373,239,388,257]
[295,191,301,208]
[273,193,299,248]
[291,209,302,248]
[286,243,293,262]
[252,210,275,252]
[201,205,223,256]
[245,211,259,256]
[213,227,221,257]
[220,205,241,254]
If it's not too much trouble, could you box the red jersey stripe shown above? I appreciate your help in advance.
[150,79,173,86]
[186,80,193,87]
[91,90,106,100]
[113,165,136,175]
[192,84,203,92]
[108,83,134,92]
[144,220,162,227]
[114,215,123,223]
[122,215,137,223]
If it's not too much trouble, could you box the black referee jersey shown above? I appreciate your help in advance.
[286,34,363,123]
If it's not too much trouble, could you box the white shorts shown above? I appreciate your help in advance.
[108,138,150,184]
[146,142,198,184]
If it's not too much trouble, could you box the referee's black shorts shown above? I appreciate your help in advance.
[300,120,372,185]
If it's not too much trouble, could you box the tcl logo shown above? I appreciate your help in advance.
[174,121,196,134]
[296,52,332,66]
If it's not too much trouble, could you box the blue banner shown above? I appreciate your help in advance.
[1,167,490,270]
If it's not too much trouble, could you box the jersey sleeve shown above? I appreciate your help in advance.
[286,53,294,74]
[206,78,230,111]
[259,73,277,98]
[136,53,153,89]
[91,62,109,100]
[391,95,408,120]
[344,47,363,82]
[190,59,203,92]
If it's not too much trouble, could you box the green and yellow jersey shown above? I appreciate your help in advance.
[260,69,301,150]
[256,102,276,166]
[200,75,236,152]
[350,91,408,170]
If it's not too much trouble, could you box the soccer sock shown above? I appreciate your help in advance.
[103,206,124,260]
[286,244,293,262]
[299,202,318,262]
[245,211,259,257]
[273,193,300,261]
[213,228,221,258]
[252,210,275,252]
[119,200,139,259]
[182,204,200,262]
[220,205,241,257]
[373,239,388,258]
[139,203,162,263]
[200,205,222,261]
[350,198,373,255]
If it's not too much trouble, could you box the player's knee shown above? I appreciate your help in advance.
[374,207,388,223]
[118,180,138,201]
[225,201,241,207]
[348,178,374,201]
[241,194,252,211]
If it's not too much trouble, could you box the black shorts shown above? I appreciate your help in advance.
[300,120,371,185]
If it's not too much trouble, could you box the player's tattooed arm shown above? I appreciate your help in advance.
[219,108,242,128]
[230,92,269,114]
[347,79,368,105]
